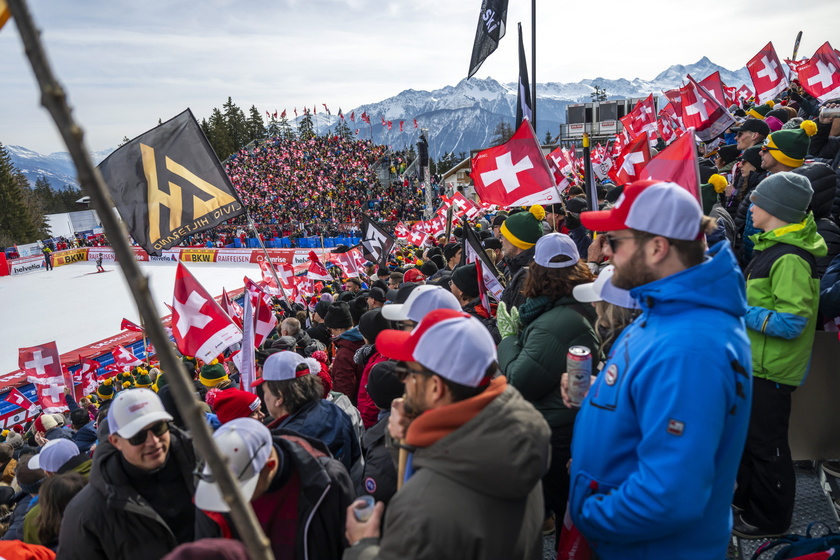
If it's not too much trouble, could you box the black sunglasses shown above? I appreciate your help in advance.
[604,233,639,252]
[127,421,169,446]
[394,361,434,382]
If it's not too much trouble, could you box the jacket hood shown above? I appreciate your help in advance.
[336,326,364,343]
[751,213,828,256]
[630,241,748,319]
[411,379,550,501]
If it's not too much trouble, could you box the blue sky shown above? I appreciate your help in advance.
[1,0,835,154]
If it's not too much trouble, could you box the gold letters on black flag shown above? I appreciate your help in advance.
[97,109,244,255]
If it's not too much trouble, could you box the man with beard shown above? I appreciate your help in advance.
[343,309,550,560]
[561,180,752,560]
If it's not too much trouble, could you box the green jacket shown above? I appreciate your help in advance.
[745,213,827,386]
[497,296,598,428]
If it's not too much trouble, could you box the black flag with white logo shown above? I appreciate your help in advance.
[361,214,395,268]
[97,109,244,256]
[467,0,509,79]
[515,23,533,127]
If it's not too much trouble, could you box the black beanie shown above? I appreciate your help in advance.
[420,260,438,277]
[367,361,405,410]
[359,308,390,344]
[443,242,462,261]
[323,302,353,329]
[314,300,331,320]
[450,263,479,299]
[348,297,369,325]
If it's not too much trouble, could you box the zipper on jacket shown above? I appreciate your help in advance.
[302,482,331,560]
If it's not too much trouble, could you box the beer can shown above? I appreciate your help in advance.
[567,346,592,406]
[820,106,840,119]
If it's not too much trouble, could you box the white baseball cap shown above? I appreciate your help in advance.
[381,284,461,322]
[534,233,580,268]
[28,438,80,472]
[572,265,639,309]
[377,308,497,387]
[195,417,273,512]
[581,180,703,241]
[107,388,173,439]
[251,351,308,387]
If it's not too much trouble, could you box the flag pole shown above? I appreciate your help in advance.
[531,0,537,130]
[6,3,274,556]
[583,133,596,211]
[247,213,291,303]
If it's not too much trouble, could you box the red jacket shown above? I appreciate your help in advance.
[330,330,364,405]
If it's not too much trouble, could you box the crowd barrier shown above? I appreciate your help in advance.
[4,245,359,276]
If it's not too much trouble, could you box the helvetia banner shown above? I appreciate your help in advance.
[97,109,245,256]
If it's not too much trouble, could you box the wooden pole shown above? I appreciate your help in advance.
[6,2,273,558]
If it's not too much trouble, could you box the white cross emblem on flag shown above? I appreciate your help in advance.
[756,55,779,82]
[174,291,213,336]
[683,91,710,122]
[25,351,54,376]
[480,152,534,193]
[808,59,838,90]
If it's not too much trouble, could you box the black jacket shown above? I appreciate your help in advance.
[355,415,398,505]
[198,430,354,560]
[816,218,840,277]
[810,121,840,174]
[501,247,535,310]
[462,298,502,344]
[792,161,838,220]
[1,492,32,542]
[56,426,203,560]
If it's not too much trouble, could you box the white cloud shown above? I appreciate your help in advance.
[1,0,836,154]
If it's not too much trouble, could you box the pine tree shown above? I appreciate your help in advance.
[277,115,295,140]
[544,129,554,145]
[0,143,48,246]
[334,117,352,139]
[246,105,267,144]
[490,121,514,146]
[206,108,233,160]
[298,110,315,140]
[223,97,249,154]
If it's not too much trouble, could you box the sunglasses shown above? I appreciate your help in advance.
[126,421,169,446]
[394,361,434,382]
[604,233,639,252]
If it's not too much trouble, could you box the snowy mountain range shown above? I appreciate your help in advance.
[9,57,750,187]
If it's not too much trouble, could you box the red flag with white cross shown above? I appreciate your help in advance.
[172,262,242,363]
[6,388,38,412]
[19,342,62,384]
[699,71,728,107]
[77,356,102,396]
[747,42,789,103]
[470,120,561,206]
[112,345,143,368]
[798,42,840,102]
[609,133,651,185]
[679,76,735,142]
[307,251,332,281]
[640,129,701,202]
[120,318,144,332]
[244,277,277,349]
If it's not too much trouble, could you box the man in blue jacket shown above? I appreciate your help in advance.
[564,180,752,560]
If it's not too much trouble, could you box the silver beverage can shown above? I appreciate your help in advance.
[567,346,592,406]
[820,107,840,119]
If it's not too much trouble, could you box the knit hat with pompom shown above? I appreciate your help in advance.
[764,120,818,168]
[500,205,546,249]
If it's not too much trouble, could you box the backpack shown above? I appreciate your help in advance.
[751,522,840,559]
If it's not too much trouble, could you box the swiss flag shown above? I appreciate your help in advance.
[546,147,573,193]
[221,288,244,328]
[620,94,657,139]
[120,318,144,332]
[6,388,38,412]
[451,192,481,219]
[657,110,683,145]
[307,251,332,281]
[259,260,284,296]
[407,230,430,247]
[332,252,361,278]
[77,356,101,396]
[172,262,242,363]
[698,71,728,107]
[35,382,65,414]
[19,342,62,384]
[244,278,277,349]
[798,42,840,102]
[735,84,754,104]
[394,222,411,239]
[609,133,651,184]
[679,76,735,142]
[470,120,561,206]
[747,42,789,103]
[640,130,701,202]
[662,88,685,124]
[112,345,143,368]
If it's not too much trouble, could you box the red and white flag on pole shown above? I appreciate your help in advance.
[112,345,143,369]
[620,94,657,139]
[747,42,789,103]
[470,120,561,206]
[657,110,683,145]
[221,288,244,328]
[332,252,361,278]
[662,88,685,125]
[6,388,38,412]
[306,251,332,281]
[735,84,754,104]
[609,133,651,184]
[258,260,284,296]
[640,129,701,202]
[244,277,277,349]
[679,76,735,142]
[232,292,257,392]
[76,356,101,396]
[394,222,411,239]
[798,42,840,102]
[19,342,62,384]
[698,71,728,107]
[120,318,144,332]
[172,262,242,363]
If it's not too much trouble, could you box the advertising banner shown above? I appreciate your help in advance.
[180,249,218,263]
[52,248,89,267]
[9,255,46,276]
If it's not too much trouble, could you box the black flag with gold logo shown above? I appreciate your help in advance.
[97,109,244,256]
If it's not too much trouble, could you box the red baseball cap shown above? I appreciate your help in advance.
[581,180,703,241]
[376,308,497,388]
